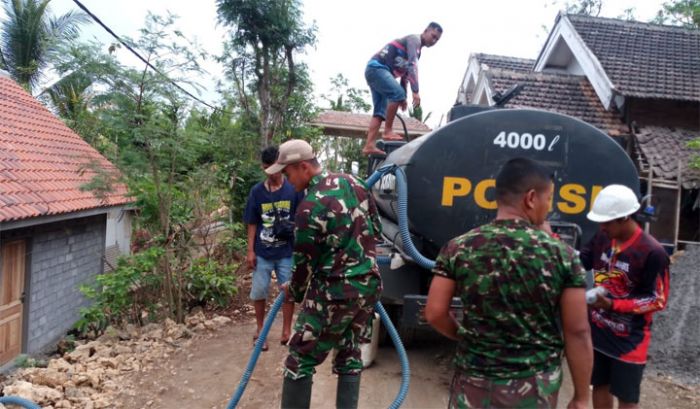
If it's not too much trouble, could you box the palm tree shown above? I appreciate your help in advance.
[0,0,87,93]
[43,71,92,119]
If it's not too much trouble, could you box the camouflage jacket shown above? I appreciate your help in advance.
[289,171,383,303]
[433,219,586,379]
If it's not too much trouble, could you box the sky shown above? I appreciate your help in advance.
[7,0,668,128]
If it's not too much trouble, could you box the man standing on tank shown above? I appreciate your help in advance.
[425,157,593,409]
[362,22,442,156]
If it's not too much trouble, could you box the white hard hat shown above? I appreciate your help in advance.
[587,184,640,223]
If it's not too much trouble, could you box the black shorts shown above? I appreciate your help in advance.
[591,350,646,403]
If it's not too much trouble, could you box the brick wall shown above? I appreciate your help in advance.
[25,215,106,353]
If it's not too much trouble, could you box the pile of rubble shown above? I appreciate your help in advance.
[0,312,231,409]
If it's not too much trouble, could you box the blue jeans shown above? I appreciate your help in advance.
[365,64,406,119]
[249,256,293,300]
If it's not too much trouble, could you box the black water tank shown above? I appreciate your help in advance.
[372,108,639,249]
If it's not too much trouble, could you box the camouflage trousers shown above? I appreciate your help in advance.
[283,291,378,380]
[448,367,562,409]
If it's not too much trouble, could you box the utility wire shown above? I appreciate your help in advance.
[71,0,220,112]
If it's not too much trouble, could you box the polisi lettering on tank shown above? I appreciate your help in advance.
[373,108,641,248]
[441,176,604,215]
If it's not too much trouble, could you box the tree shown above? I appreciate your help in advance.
[0,0,87,93]
[322,73,371,113]
[653,0,700,27]
[409,105,432,124]
[558,0,603,16]
[216,0,317,148]
[39,41,123,149]
[317,74,372,173]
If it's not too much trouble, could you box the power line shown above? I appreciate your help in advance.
[71,0,220,112]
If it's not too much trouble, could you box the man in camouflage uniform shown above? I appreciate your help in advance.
[264,139,382,409]
[425,158,593,409]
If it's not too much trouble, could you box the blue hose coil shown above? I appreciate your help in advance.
[0,396,41,409]
[226,292,286,409]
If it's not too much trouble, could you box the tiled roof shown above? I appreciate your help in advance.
[566,14,700,101]
[635,126,700,189]
[0,74,132,223]
[485,69,628,136]
[474,53,535,72]
[312,110,431,138]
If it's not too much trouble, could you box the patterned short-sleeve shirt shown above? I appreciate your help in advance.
[433,219,586,379]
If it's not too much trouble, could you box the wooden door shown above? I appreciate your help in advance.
[0,240,26,365]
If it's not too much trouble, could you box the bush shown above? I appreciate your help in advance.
[219,222,247,258]
[75,246,164,337]
[185,258,238,308]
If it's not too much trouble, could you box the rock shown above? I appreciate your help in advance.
[56,338,75,356]
[141,324,164,341]
[124,323,139,339]
[92,397,110,408]
[210,315,231,327]
[101,380,119,392]
[96,357,118,370]
[97,326,120,343]
[164,322,190,340]
[3,380,62,405]
[64,386,96,399]
[86,371,102,389]
[24,368,69,389]
[73,374,90,386]
[67,397,93,409]
[163,318,178,329]
[185,311,206,327]
[65,343,96,363]
[114,345,132,355]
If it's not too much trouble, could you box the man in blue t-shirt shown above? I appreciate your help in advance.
[243,146,304,350]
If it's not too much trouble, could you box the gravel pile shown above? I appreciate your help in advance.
[647,244,700,386]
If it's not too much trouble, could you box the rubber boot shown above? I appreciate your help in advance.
[336,374,361,409]
[281,375,313,409]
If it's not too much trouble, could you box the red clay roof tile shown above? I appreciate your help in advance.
[0,74,132,223]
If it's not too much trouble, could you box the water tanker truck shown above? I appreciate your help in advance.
[368,105,640,343]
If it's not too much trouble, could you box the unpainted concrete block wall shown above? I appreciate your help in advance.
[26,215,106,353]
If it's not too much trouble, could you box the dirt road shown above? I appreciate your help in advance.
[118,317,699,409]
